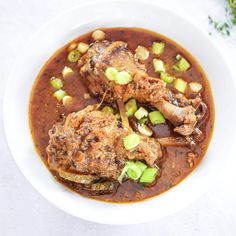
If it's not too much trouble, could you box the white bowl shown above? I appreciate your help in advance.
[3,0,236,225]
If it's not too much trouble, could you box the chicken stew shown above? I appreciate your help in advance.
[29,28,214,202]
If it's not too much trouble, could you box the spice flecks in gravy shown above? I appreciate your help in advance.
[29,28,214,202]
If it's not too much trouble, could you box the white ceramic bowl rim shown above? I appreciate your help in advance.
[3,0,236,225]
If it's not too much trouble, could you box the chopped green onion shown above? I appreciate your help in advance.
[139,117,148,125]
[134,107,148,120]
[105,68,132,84]
[127,162,143,180]
[68,43,77,51]
[160,72,175,83]
[115,113,121,120]
[149,111,165,125]
[92,30,106,41]
[62,95,73,106]
[124,133,140,150]
[118,165,128,184]
[137,124,153,137]
[118,161,151,184]
[105,67,118,81]
[125,99,138,117]
[53,89,67,101]
[140,167,158,183]
[67,49,81,62]
[135,161,147,172]
[77,42,89,54]
[115,71,132,85]
[102,106,115,114]
[50,77,63,90]
[62,66,73,78]
[153,59,165,72]
[189,82,202,93]
[152,42,165,55]
[59,170,95,184]
[173,54,191,71]
[135,45,149,60]
[174,78,187,93]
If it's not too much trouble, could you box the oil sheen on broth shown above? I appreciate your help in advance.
[29,28,214,202]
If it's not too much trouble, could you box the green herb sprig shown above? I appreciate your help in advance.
[208,0,236,37]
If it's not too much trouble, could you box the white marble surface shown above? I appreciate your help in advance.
[0,0,236,235]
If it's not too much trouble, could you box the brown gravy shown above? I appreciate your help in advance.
[29,28,214,202]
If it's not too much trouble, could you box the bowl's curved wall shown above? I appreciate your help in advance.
[3,0,236,224]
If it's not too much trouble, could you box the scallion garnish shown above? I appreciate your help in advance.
[149,111,165,125]
[62,66,73,78]
[189,82,202,93]
[134,107,148,120]
[140,167,159,183]
[50,77,63,90]
[174,78,187,93]
[125,99,138,117]
[67,49,81,62]
[102,106,115,115]
[137,124,153,137]
[123,133,140,150]
[152,42,165,55]
[127,162,143,180]
[153,59,165,72]
[115,71,132,85]
[173,54,191,72]
[135,45,149,60]
[160,72,175,84]
[53,89,67,101]
[105,67,118,81]
[77,42,89,54]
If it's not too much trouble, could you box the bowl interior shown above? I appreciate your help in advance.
[3,0,236,225]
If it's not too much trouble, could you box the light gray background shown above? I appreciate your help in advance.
[1,0,236,235]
